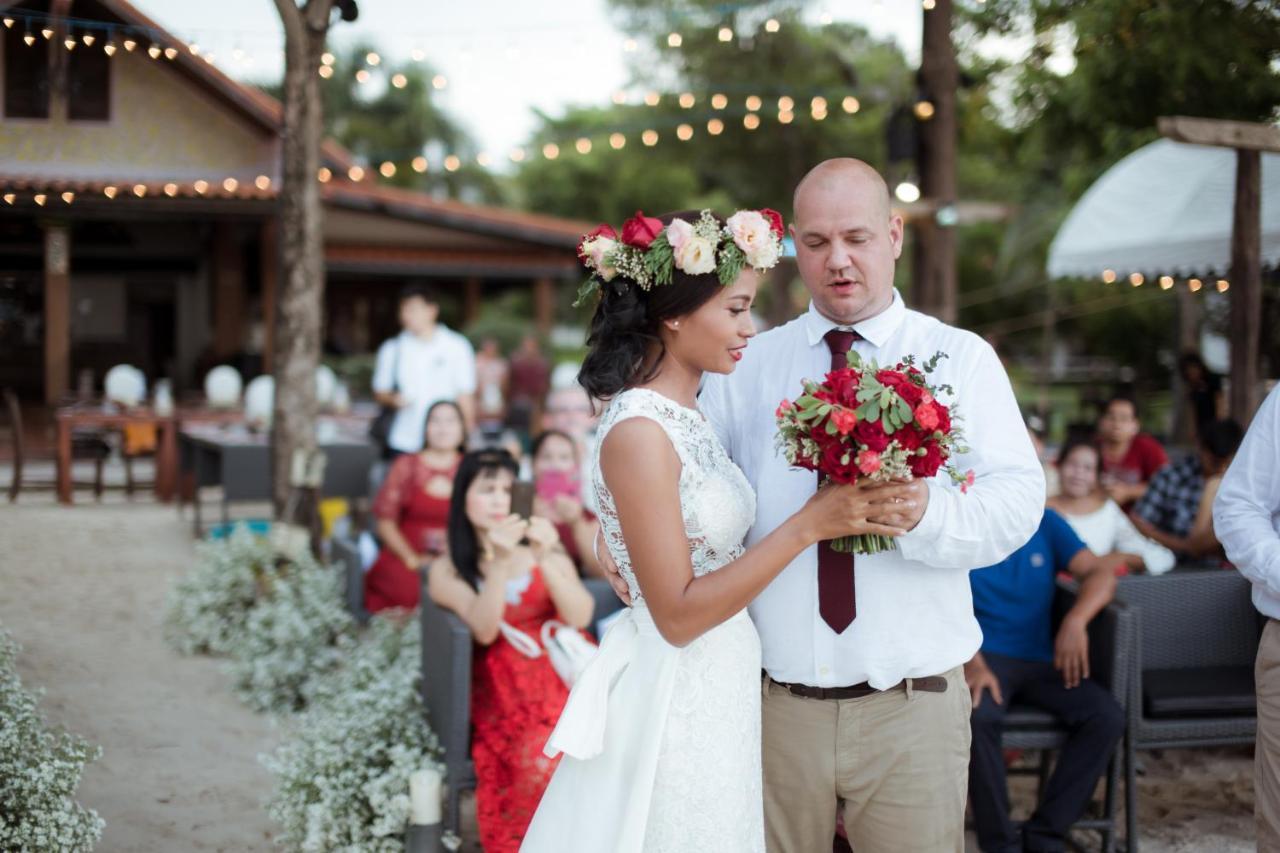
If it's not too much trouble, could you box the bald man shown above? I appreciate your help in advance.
[696,159,1045,851]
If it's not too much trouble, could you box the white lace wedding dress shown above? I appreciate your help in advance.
[521,388,764,852]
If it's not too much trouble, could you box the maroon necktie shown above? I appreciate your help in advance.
[818,329,861,633]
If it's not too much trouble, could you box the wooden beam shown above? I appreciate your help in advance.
[43,222,71,404]
[533,277,555,336]
[463,276,482,328]
[1158,116,1280,153]
[1229,149,1262,426]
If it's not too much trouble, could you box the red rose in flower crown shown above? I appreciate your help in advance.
[774,350,974,555]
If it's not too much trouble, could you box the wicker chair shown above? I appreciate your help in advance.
[999,581,1135,853]
[1116,569,1261,852]
[419,574,625,836]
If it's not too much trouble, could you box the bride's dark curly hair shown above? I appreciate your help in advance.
[578,210,728,401]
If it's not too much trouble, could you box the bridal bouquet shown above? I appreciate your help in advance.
[775,351,974,555]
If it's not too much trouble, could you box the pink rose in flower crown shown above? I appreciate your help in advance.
[578,224,619,282]
[726,209,781,268]
[665,218,693,252]
[621,211,663,249]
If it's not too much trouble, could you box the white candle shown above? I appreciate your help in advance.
[408,768,442,826]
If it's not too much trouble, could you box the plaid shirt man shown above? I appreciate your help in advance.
[1132,453,1204,538]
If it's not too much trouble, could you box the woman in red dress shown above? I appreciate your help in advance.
[427,449,596,853]
[364,400,466,613]
[531,429,603,577]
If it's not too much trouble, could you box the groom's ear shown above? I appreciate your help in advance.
[888,215,905,259]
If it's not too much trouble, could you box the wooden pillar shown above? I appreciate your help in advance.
[1229,149,1262,426]
[260,217,279,373]
[43,222,71,404]
[533,277,555,336]
[912,0,959,323]
[464,276,482,328]
[211,223,246,359]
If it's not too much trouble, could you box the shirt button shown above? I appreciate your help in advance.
[819,666,830,676]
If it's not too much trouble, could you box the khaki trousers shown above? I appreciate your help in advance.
[761,667,971,853]
[1257,620,1280,852]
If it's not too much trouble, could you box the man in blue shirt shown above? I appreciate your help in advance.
[967,508,1125,852]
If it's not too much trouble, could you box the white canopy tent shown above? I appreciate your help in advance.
[1047,139,1280,279]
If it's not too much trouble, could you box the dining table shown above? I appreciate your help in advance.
[54,404,178,504]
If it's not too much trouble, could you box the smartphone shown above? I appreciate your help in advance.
[536,469,581,504]
[511,480,536,520]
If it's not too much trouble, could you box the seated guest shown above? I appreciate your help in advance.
[1026,418,1059,498]
[967,508,1125,853]
[1049,439,1175,575]
[1178,351,1226,441]
[364,401,467,613]
[541,384,600,510]
[1132,418,1244,559]
[1097,395,1168,509]
[427,449,595,853]
[531,430,602,577]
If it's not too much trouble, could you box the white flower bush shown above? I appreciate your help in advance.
[164,526,356,714]
[261,617,443,852]
[0,625,105,851]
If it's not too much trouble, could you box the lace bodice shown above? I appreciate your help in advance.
[592,388,757,604]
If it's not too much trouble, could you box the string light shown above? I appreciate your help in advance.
[444,155,461,172]
[318,65,333,78]
[23,32,35,46]
[509,148,526,163]
[612,91,628,105]
[914,100,935,120]
[2,17,12,27]
[103,40,116,55]
[2,193,14,205]
[923,0,937,8]
[41,27,53,39]
[894,181,920,203]
[765,18,781,33]
[432,74,447,89]
[103,186,117,199]
[644,91,661,107]
[667,32,682,47]
[476,152,492,167]
[193,180,209,194]
[609,133,626,150]
[61,191,74,203]
[642,129,659,146]
[1217,279,1230,292]
[164,46,177,59]
[778,110,795,124]
[410,47,426,62]
[1189,278,1203,292]
[711,93,728,110]
[315,168,330,183]
[147,44,161,59]
[355,69,370,83]
[391,73,408,88]
[132,184,146,197]
[1129,272,1144,286]
[778,96,794,111]
[707,118,724,135]
[64,37,76,50]
[679,92,696,108]
[222,177,238,192]
[412,156,428,172]
[321,52,334,65]
[575,137,592,154]
[745,95,762,111]
[123,38,136,51]
[164,182,178,196]
[1159,276,1174,290]
[1101,269,1117,283]
[348,166,365,181]
[676,123,694,140]
[543,143,560,160]
[34,193,47,206]
[718,27,733,42]
[365,51,380,66]
[379,161,396,177]
[743,114,761,130]
[80,33,94,46]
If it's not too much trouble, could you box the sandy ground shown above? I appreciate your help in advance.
[0,486,1256,852]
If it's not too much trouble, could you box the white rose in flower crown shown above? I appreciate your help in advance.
[583,236,619,281]
[674,235,717,276]
[666,218,694,252]
[726,210,778,266]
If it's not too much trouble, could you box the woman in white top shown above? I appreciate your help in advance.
[1048,438,1176,575]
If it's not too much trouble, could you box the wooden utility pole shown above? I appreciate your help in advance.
[270,0,355,515]
[913,0,959,323]
[1159,116,1280,426]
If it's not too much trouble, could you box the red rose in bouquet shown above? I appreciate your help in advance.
[774,350,974,555]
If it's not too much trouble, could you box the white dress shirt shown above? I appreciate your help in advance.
[1214,384,1280,620]
[1058,499,1176,575]
[699,290,1045,689]
[372,327,477,453]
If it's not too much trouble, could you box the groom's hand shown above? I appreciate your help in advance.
[866,479,928,531]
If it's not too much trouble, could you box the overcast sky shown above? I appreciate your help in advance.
[131,1,927,163]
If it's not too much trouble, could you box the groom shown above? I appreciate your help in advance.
[606,158,1044,851]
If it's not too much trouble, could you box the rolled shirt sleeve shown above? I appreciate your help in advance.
[1214,385,1280,600]
[897,340,1045,570]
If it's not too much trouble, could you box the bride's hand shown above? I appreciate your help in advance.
[799,480,913,543]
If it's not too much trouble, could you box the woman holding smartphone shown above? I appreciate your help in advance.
[531,430,602,577]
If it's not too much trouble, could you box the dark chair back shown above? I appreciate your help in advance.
[330,534,369,625]
[1117,571,1263,670]
[4,389,24,501]
[583,577,626,637]
[419,587,476,833]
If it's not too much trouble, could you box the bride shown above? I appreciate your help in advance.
[521,209,914,852]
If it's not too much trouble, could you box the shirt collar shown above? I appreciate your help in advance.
[803,288,906,348]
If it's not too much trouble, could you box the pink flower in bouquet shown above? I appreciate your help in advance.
[856,449,882,476]
[961,469,976,494]
[914,402,940,431]
[830,407,857,436]
[775,399,793,418]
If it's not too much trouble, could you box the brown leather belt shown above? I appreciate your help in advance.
[772,675,948,701]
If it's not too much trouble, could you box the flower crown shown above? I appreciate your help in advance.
[574,208,786,306]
